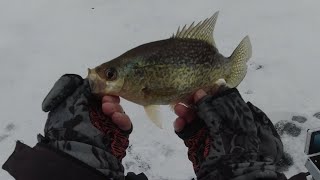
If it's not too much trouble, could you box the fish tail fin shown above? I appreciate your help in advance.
[226,36,252,87]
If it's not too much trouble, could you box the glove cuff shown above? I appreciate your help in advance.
[175,119,210,173]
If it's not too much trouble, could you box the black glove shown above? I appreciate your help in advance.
[176,88,285,180]
[40,74,132,180]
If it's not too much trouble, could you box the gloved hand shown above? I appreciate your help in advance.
[40,74,132,180]
[174,88,285,180]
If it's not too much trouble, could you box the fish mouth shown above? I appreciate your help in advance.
[87,68,106,95]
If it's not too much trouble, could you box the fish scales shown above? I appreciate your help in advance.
[120,39,227,105]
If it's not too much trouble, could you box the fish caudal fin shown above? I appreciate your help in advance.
[144,105,163,128]
[226,36,252,87]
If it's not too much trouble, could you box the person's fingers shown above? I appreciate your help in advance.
[102,102,124,116]
[174,117,186,132]
[102,95,120,104]
[174,103,190,117]
[174,103,196,123]
[174,85,225,131]
[194,89,208,103]
[112,112,132,131]
[100,96,131,131]
[208,84,220,95]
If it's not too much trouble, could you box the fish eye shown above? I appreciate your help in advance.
[105,68,117,81]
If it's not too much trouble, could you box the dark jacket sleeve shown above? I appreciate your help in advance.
[2,141,147,180]
[3,141,112,180]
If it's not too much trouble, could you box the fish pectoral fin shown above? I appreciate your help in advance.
[144,105,163,129]
[226,36,252,88]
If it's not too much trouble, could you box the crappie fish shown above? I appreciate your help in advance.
[88,11,252,128]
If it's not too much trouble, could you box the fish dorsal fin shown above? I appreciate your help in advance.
[172,11,219,47]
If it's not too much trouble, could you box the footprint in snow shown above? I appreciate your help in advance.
[276,151,294,172]
[126,155,151,172]
[5,123,16,131]
[275,120,302,137]
[291,115,307,123]
[124,145,151,172]
[0,123,16,142]
[249,62,264,70]
[313,112,320,120]
[274,114,309,137]
[255,64,263,70]
[0,134,10,142]
[244,90,253,94]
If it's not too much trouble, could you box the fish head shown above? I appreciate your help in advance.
[87,60,127,96]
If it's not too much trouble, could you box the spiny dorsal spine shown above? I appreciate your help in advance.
[172,11,219,47]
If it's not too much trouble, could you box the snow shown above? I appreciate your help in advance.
[1,0,320,179]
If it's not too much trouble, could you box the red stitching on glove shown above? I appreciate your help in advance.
[184,128,211,172]
[89,102,129,161]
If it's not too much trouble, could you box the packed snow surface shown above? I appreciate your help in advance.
[1,0,320,179]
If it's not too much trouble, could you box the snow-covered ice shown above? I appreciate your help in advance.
[1,0,320,179]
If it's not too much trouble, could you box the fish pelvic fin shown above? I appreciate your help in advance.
[226,36,252,87]
[172,11,219,47]
[144,105,163,129]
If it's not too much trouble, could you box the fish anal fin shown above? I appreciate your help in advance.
[169,103,176,112]
[144,105,162,128]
